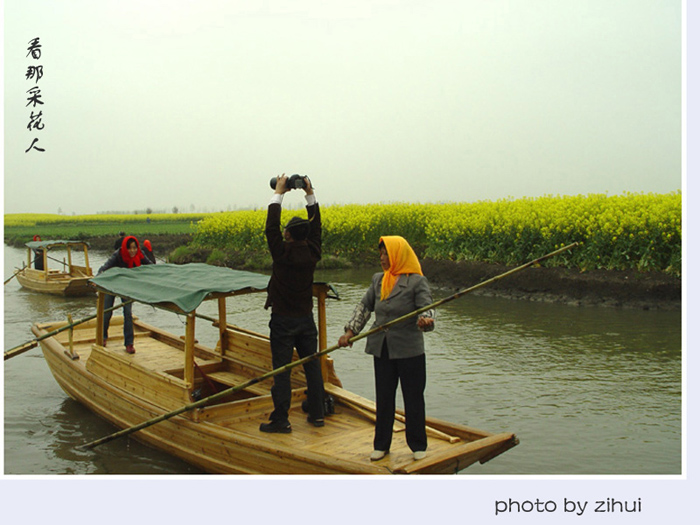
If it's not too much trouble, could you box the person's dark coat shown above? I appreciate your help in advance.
[264,203,321,316]
[100,236,152,273]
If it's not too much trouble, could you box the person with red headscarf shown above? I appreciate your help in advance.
[98,235,153,354]
[338,235,435,462]
[142,239,156,264]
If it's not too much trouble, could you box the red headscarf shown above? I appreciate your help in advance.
[379,236,423,300]
[120,235,145,268]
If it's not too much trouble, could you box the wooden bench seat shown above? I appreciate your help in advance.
[205,370,271,396]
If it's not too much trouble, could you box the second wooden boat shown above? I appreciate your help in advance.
[16,240,94,296]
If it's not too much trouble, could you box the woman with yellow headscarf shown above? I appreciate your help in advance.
[338,235,435,461]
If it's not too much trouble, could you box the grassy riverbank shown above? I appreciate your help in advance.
[4,193,682,308]
[4,212,203,247]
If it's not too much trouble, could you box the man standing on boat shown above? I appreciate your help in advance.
[261,174,325,433]
[32,235,45,270]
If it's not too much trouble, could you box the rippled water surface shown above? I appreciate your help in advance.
[4,247,682,475]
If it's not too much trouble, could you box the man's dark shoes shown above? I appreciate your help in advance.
[307,416,325,427]
[259,420,292,433]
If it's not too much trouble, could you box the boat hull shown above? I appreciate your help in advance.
[17,271,94,296]
[32,318,518,475]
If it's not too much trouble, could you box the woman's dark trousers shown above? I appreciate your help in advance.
[103,294,134,346]
[373,342,427,453]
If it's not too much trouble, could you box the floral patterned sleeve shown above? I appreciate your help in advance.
[344,302,372,335]
[416,276,435,331]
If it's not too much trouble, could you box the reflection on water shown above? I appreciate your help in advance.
[47,399,204,475]
[4,247,682,475]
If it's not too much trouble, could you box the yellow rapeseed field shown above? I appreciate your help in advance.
[193,192,681,275]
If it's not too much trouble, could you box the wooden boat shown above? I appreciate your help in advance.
[16,240,94,296]
[31,263,518,474]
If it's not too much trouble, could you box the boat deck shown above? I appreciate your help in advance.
[37,316,517,474]
[52,318,218,372]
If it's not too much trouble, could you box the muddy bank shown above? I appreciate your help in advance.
[80,235,680,310]
[421,258,681,310]
[86,234,193,255]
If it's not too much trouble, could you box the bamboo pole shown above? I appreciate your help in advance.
[25,251,74,270]
[4,299,134,361]
[56,256,67,270]
[195,313,267,339]
[4,265,25,285]
[79,242,578,450]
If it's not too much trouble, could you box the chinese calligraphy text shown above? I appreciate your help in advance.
[25,37,46,153]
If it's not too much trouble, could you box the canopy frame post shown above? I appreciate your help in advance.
[95,292,106,347]
[65,314,79,360]
[314,284,329,383]
[184,313,196,390]
[83,244,92,275]
[217,297,227,357]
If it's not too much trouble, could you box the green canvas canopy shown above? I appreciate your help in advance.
[90,263,270,313]
[26,240,90,250]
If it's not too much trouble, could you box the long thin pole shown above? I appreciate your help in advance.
[45,253,69,267]
[5,263,27,285]
[4,270,22,285]
[4,300,134,361]
[79,242,578,450]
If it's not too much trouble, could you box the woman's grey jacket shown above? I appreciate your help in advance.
[345,272,435,359]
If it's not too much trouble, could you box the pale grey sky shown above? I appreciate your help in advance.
[3,0,682,215]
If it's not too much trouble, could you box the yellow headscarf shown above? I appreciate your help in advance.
[379,236,423,301]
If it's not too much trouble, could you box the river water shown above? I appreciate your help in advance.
[3,246,682,475]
